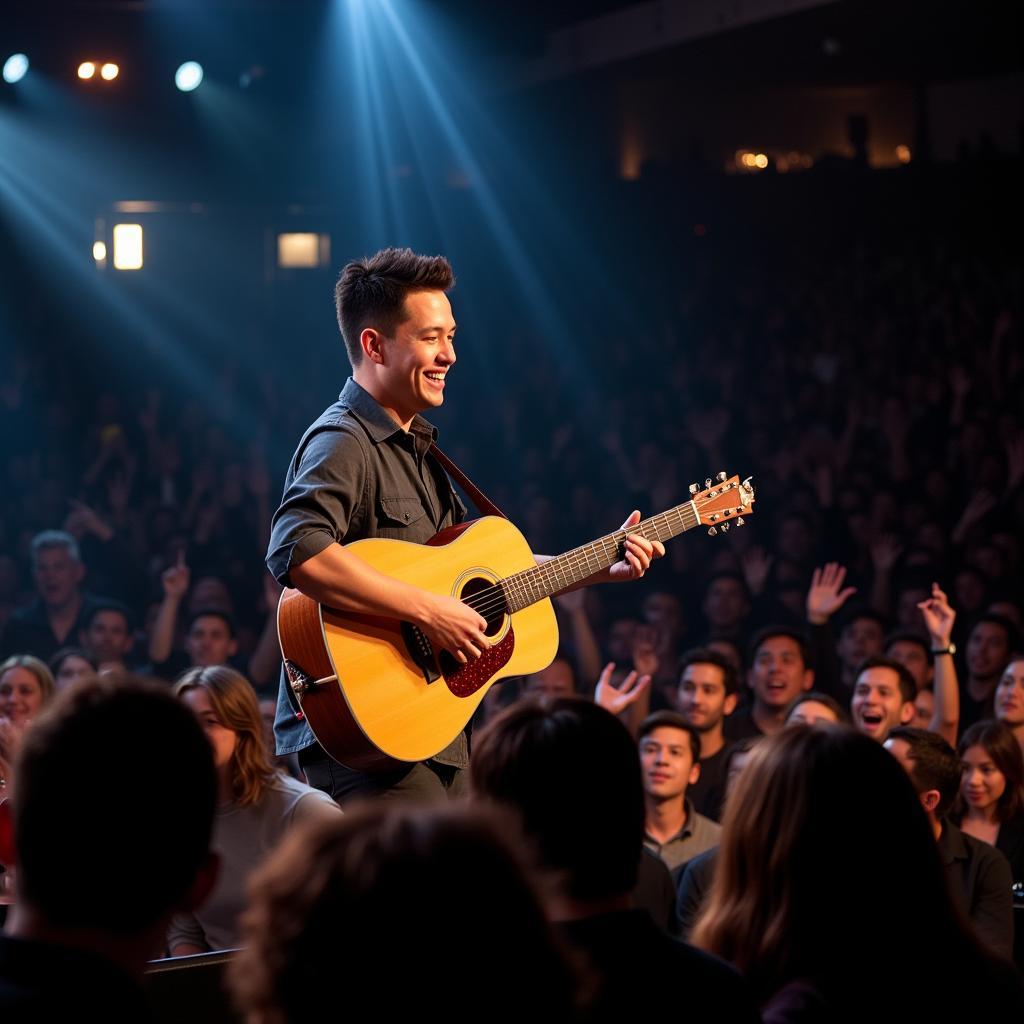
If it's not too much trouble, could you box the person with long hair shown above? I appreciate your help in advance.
[691,726,1024,1020]
[0,654,56,797]
[228,804,580,1023]
[168,665,341,956]
[953,719,1024,887]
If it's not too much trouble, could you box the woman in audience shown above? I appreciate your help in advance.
[168,665,341,955]
[0,655,56,795]
[228,804,579,1022]
[48,647,99,690]
[953,719,1024,885]
[784,692,846,727]
[692,725,1024,1020]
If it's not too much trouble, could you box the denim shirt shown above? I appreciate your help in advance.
[267,377,467,759]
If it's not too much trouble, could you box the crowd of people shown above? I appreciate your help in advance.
[1,189,1023,1018]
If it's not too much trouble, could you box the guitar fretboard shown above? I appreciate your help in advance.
[500,502,699,614]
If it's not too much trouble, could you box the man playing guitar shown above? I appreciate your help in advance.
[267,247,664,804]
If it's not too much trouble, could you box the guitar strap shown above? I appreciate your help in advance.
[429,443,507,521]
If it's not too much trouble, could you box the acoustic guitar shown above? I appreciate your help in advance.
[278,472,755,771]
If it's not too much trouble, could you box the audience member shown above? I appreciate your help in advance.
[677,647,738,820]
[167,665,340,956]
[694,726,1023,1017]
[849,655,916,743]
[471,698,760,1020]
[0,656,56,797]
[638,711,721,873]
[47,648,98,690]
[228,805,579,1022]
[0,675,218,1021]
[962,615,1017,729]
[886,726,1015,960]
[784,691,846,726]
[996,657,1024,753]
[79,602,135,673]
[726,627,814,740]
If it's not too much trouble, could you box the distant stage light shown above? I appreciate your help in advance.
[895,145,911,165]
[112,224,143,270]
[100,63,119,81]
[78,61,96,80]
[175,62,203,92]
[277,233,331,268]
[754,153,768,169]
[3,54,29,84]
[93,241,107,262]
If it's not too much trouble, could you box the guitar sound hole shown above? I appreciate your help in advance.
[460,577,506,637]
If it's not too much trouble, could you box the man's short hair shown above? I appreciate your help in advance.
[749,626,811,669]
[637,711,701,762]
[30,529,80,565]
[186,607,237,638]
[11,674,216,933]
[885,630,932,664]
[471,698,643,903]
[679,646,739,696]
[967,613,1020,654]
[838,607,889,635]
[335,248,455,366]
[888,726,961,817]
[856,654,917,704]
[84,600,134,633]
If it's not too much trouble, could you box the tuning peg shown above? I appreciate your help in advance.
[736,517,745,527]
[707,526,717,537]
[689,483,699,495]
[721,522,730,533]
[716,471,727,482]
[705,478,712,488]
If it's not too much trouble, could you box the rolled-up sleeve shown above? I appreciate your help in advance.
[266,426,367,587]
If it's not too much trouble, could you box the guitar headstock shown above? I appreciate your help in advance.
[689,472,756,536]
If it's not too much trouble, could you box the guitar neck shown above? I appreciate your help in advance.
[501,502,699,614]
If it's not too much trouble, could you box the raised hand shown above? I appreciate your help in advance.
[917,582,956,647]
[594,662,651,717]
[161,550,191,602]
[741,546,774,597]
[608,510,665,583]
[870,534,904,575]
[806,562,857,625]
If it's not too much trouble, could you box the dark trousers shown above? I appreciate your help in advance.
[299,745,468,807]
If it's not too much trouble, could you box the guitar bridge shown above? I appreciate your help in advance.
[400,621,441,684]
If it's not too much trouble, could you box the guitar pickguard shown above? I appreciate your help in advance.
[443,626,516,697]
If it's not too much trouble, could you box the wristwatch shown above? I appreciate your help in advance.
[931,643,956,656]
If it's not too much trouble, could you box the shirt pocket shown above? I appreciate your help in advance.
[377,496,429,539]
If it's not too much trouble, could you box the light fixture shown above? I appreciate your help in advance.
[78,61,96,80]
[2,54,29,84]
[100,63,119,81]
[277,233,331,269]
[112,224,143,270]
[175,61,203,92]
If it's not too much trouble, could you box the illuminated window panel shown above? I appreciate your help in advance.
[113,223,143,270]
[277,232,330,268]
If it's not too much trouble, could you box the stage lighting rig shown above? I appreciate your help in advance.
[100,63,119,81]
[175,62,203,92]
[3,54,29,84]
[78,61,96,79]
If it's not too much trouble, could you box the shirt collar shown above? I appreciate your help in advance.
[339,377,438,446]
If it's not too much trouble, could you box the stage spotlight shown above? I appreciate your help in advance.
[277,233,331,268]
[100,63,119,81]
[112,224,143,270]
[175,61,203,92]
[93,241,107,262]
[754,153,768,169]
[3,54,29,84]
[78,61,96,80]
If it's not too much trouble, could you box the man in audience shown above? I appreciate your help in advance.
[639,711,721,873]
[471,698,759,1019]
[0,532,108,661]
[962,614,1017,729]
[836,609,887,692]
[885,726,1013,960]
[701,572,751,644]
[522,656,577,699]
[79,602,135,674]
[676,647,738,820]
[885,630,932,692]
[850,655,916,743]
[726,627,814,740]
[149,609,240,681]
[0,675,218,1018]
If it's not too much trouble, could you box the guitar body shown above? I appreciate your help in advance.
[277,516,558,771]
